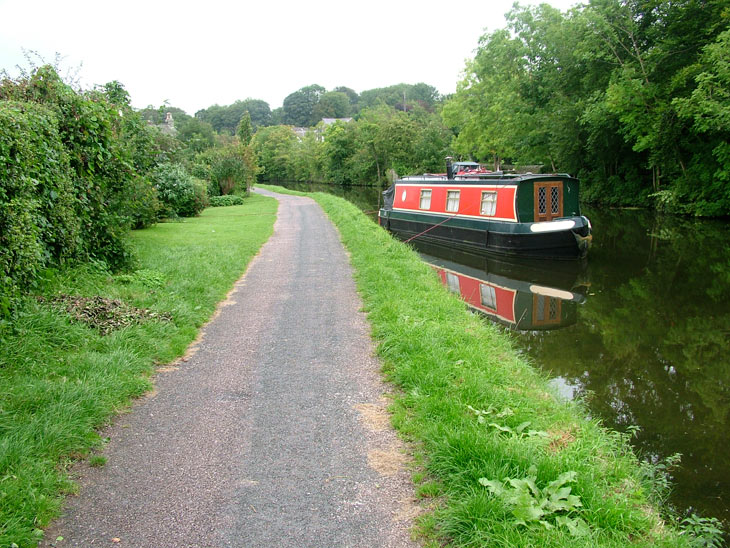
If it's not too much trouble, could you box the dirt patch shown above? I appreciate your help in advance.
[354,402,391,432]
[392,499,423,522]
[39,295,172,335]
[547,428,576,452]
[368,447,407,477]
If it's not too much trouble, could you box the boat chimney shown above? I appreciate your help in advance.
[446,156,454,180]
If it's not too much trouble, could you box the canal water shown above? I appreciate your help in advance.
[273,182,730,529]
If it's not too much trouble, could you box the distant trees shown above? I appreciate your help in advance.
[251,104,453,185]
[360,83,441,112]
[176,117,216,153]
[195,98,272,134]
[282,84,326,126]
[236,111,253,144]
[312,91,351,120]
[251,125,298,182]
[443,0,730,215]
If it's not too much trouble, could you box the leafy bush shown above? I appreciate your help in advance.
[120,176,160,229]
[151,162,208,218]
[0,65,160,270]
[0,100,79,307]
[193,143,257,196]
[209,195,245,207]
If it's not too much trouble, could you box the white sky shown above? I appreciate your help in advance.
[0,0,577,115]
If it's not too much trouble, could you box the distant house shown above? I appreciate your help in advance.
[317,117,353,141]
[150,111,177,136]
[321,117,353,126]
[292,118,354,142]
[292,127,309,140]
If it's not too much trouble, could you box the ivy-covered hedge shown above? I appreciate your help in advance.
[0,101,79,311]
[0,66,163,312]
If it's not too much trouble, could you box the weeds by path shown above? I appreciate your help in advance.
[0,195,277,548]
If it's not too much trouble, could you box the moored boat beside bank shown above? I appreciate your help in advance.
[378,159,592,259]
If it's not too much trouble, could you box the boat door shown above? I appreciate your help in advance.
[533,181,563,221]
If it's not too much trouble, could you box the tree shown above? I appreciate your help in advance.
[323,121,358,184]
[359,83,442,112]
[176,117,215,153]
[282,84,325,126]
[210,143,257,195]
[442,0,730,215]
[237,98,272,128]
[333,86,360,113]
[195,99,272,134]
[673,28,730,215]
[312,91,351,121]
[236,111,253,144]
[290,130,326,182]
[251,125,297,181]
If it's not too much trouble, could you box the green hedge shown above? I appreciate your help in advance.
[0,66,166,312]
[208,195,245,207]
[0,101,79,310]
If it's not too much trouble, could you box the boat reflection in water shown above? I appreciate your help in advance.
[412,241,588,331]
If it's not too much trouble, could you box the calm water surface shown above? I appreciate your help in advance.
[275,182,730,528]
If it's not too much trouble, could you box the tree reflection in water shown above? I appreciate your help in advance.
[515,207,730,529]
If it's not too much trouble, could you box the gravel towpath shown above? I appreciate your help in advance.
[41,189,418,548]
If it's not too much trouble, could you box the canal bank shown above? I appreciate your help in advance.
[259,184,713,547]
[271,181,730,537]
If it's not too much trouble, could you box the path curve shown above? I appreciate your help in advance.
[41,189,418,548]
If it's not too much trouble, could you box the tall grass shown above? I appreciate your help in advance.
[258,185,692,547]
[0,195,277,548]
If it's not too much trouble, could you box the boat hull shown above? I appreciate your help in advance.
[380,209,591,259]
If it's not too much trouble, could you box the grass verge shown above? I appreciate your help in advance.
[0,194,277,548]
[257,184,693,547]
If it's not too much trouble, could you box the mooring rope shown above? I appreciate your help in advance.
[403,213,459,244]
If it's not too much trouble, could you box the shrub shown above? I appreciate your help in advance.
[119,176,160,229]
[193,143,257,196]
[210,144,256,195]
[151,162,208,218]
[0,100,79,306]
[0,66,149,270]
[209,195,245,207]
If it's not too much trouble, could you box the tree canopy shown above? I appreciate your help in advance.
[443,0,730,215]
[195,98,272,133]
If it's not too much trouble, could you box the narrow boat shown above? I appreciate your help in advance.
[379,158,592,259]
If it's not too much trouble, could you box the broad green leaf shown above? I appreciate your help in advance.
[556,515,591,537]
[478,477,505,496]
[512,500,545,523]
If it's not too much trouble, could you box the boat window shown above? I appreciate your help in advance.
[534,182,563,221]
[446,272,460,293]
[419,189,432,209]
[551,187,560,215]
[534,295,561,325]
[480,284,497,309]
[446,190,460,212]
[480,191,497,216]
[538,187,547,215]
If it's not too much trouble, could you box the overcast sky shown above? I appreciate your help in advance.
[0,0,578,115]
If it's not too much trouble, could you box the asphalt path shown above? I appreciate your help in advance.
[41,189,418,548]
